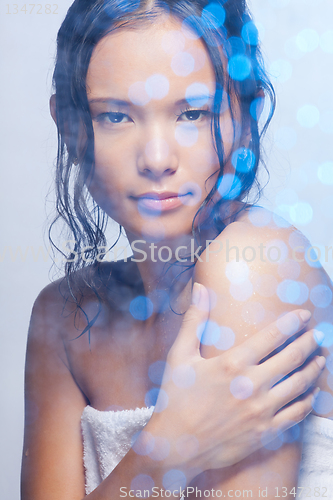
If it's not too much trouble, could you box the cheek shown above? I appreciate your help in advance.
[178,131,220,200]
[87,143,123,214]
[94,134,119,172]
[93,135,132,191]
[87,172,117,215]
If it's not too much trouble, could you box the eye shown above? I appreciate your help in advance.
[97,112,132,124]
[177,109,211,122]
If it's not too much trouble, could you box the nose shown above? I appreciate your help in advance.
[137,136,179,178]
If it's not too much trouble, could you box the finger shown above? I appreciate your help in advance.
[259,328,322,384]
[239,309,312,365]
[269,355,325,413]
[170,283,210,357]
[272,386,320,430]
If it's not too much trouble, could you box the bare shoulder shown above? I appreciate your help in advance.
[29,259,142,341]
[29,276,73,334]
[194,205,333,416]
[196,205,332,304]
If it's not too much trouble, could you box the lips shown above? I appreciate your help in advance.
[136,191,181,200]
[131,191,191,212]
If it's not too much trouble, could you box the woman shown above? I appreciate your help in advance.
[21,0,333,499]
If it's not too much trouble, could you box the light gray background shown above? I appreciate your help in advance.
[1,0,332,498]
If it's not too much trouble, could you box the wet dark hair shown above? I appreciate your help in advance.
[50,0,275,311]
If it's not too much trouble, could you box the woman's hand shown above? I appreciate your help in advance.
[144,283,324,481]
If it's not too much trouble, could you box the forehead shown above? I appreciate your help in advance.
[86,16,216,101]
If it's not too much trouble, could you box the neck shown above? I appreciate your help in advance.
[125,231,202,317]
[128,231,196,282]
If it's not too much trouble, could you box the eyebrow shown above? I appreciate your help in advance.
[88,98,131,106]
[175,95,215,106]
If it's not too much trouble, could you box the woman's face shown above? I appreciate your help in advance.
[86,15,241,242]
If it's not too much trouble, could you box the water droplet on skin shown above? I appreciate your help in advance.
[278,260,301,280]
[230,280,253,302]
[265,239,288,263]
[254,274,278,298]
[241,302,266,324]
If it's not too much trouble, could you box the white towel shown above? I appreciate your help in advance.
[81,405,154,494]
[297,415,333,497]
[81,407,333,496]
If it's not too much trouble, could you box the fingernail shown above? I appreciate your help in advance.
[316,356,326,370]
[300,310,311,323]
[192,282,201,306]
[313,330,325,346]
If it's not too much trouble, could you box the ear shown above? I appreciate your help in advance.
[50,94,57,125]
[49,94,72,156]
[49,93,88,160]
[49,94,71,150]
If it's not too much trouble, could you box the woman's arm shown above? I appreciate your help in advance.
[192,210,332,498]
[21,284,87,500]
